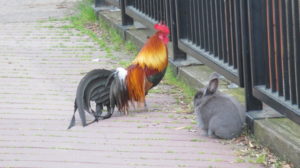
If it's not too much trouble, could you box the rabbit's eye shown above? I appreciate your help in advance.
[195,91,204,99]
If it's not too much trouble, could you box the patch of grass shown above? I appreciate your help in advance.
[255,154,267,164]
[164,126,176,129]
[137,125,148,128]
[80,55,92,61]
[118,60,131,67]
[97,17,138,54]
[168,114,175,118]
[183,125,193,131]
[166,150,175,153]
[48,17,69,22]
[164,67,196,103]
[148,87,164,94]
[69,0,108,49]
[40,25,55,28]
[190,139,206,142]
[125,41,138,54]
[73,0,96,24]
[59,25,75,29]
[210,159,225,162]
[235,158,246,163]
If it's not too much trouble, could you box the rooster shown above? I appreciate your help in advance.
[68,23,169,129]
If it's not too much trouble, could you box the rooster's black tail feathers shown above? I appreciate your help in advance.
[68,69,114,129]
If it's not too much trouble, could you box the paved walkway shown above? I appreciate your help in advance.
[0,1,263,168]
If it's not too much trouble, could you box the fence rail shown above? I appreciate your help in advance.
[96,0,300,125]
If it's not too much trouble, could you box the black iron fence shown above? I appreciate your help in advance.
[96,0,300,125]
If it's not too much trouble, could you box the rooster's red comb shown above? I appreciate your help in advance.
[154,23,170,34]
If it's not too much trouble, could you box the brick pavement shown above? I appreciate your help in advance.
[0,1,263,167]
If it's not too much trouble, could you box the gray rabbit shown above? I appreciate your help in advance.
[194,73,245,139]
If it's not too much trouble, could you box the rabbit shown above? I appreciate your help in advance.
[194,72,245,139]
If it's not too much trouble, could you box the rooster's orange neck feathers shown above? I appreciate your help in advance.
[131,33,168,72]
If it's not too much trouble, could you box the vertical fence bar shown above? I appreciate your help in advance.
[198,0,203,48]
[161,0,165,22]
[158,0,161,21]
[266,0,275,91]
[234,0,244,80]
[148,0,151,16]
[271,0,279,93]
[274,0,284,96]
[220,0,226,61]
[225,0,231,64]
[286,0,297,104]
[200,0,206,49]
[229,0,234,66]
[215,0,221,57]
[165,0,171,36]
[122,0,134,25]
[149,0,153,19]
[174,0,187,60]
[211,0,217,57]
[192,0,198,45]
[186,0,194,42]
[230,0,237,69]
[136,0,140,10]
[195,0,200,46]
[155,0,159,20]
[248,0,268,86]
[279,0,290,100]
[156,0,160,21]
[162,0,166,23]
[202,0,209,51]
[141,0,145,13]
[245,0,264,113]
[157,0,160,21]
[206,0,212,53]
[292,0,300,107]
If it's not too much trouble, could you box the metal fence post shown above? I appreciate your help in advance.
[172,0,187,60]
[242,0,263,112]
[121,0,134,25]
[244,0,266,131]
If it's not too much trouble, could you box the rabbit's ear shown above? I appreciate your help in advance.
[205,78,219,95]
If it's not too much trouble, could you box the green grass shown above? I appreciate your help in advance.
[68,0,137,57]
[255,154,267,164]
[125,41,138,54]
[164,68,196,103]
[190,139,206,142]
[73,0,96,24]
[183,125,193,131]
